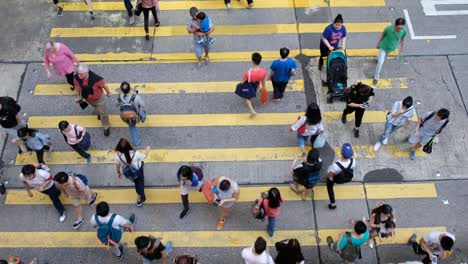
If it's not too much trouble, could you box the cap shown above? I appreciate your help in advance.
[189,6,199,17]
[341,143,353,158]
[307,148,320,163]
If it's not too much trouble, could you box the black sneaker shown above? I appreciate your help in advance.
[318,63,323,71]
[73,218,84,229]
[88,192,97,206]
[97,114,101,120]
[353,128,360,138]
[179,208,190,219]
[341,114,347,124]
[103,128,110,137]
[57,6,64,16]
[117,245,124,260]
[128,213,136,224]
[136,198,144,207]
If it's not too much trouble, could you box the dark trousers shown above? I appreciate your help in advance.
[327,178,338,204]
[53,0,59,4]
[272,81,288,99]
[41,184,65,215]
[224,0,253,4]
[69,132,91,159]
[319,40,329,67]
[411,241,431,264]
[142,7,159,34]
[123,0,134,16]
[181,194,189,209]
[342,106,366,128]
[65,72,74,87]
[134,164,146,200]
[34,145,50,164]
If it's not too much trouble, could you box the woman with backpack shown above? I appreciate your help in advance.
[114,138,150,207]
[254,187,283,237]
[341,82,374,138]
[289,149,322,200]
[59,120,92,165]
[118,82,146,146]
[17,127,51,165]
[290,103,324,157]
[177,165,204,219]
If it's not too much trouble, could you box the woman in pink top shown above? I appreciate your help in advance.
[136,0,160,40]
[256,187,283,237]
[43,41,79,90]
[239,52,266,117]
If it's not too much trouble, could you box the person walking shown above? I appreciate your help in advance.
[409,108,449,160]
[177,165,204,219]
[407,231,455,264]
[341,82,374,138]
[51,0,64,16]
[290,102,324,156]
[44,41,80,91]
[254,187,283,237]
[212,176,240,231]
[367,202,396,247]
[83,0,95,20]
[241,236,274,264]
[318,14,347,71]
[236,52,266,117]
[0,96,26,153]
[269,47,297,101]
[54,171,98,229]
[17,127,51,165]
[275,238,305,264]
[124,0,135,24]
[289,149,322,200]
[135,235,173,264]
[114,138,150,207]
[374,96,415,151]
[374,18,407,85]
[118,82,146,146]
[327,220,369,264]
[91,201,135,260]
[326,143,355,210]
[74,64,112,136]
[186,7,213,66]
[136,0,160,40]
[19,164,66,222]
[58,120,92,164]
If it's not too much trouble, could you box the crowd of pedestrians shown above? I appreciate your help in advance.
[0,2,457,264]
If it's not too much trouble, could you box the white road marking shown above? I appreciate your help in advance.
[403,9,457,39]
[421,0,468,16]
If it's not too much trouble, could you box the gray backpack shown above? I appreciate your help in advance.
[339,232,361,262]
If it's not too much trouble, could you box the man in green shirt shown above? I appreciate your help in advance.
[374,18,407,85]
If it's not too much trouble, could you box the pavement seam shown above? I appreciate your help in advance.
[310,190,324,264]
[363,182,381,264]
[446,55,468,115]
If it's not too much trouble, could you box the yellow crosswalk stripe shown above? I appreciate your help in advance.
[0,227,443,248]
[5,183,437,205]
[359,77,408,89]
[34,80,304,96]
[27,111,416,129]
[60,0,385,11]
[50,23,388,38]
[335,145,426,159]
[16,144,424,165]
[75,49,395,63]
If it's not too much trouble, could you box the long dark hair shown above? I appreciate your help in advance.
[371,203,393,224]
[267,187,282,208]
[17,127,37,138]
[287,238,304,261]
[114,138,135,163]
[305,103,322,125]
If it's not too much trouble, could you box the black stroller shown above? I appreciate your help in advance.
[322,49,348,103]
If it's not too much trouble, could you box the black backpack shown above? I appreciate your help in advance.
[0,97,21,115]
[339,232,361,262]
[333,159,354,184]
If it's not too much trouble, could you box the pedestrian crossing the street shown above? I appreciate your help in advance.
[1,0,442,262]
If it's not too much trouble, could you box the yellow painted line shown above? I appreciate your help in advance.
[366,183,437,199]
[34,80,304,96]
[359,78,408,89]
[27,111,410,129]
[0,227,444,248]
[51,23,389,38]
[6,185,367,205]
[74,49,391,63]
[334,145,426,159]
[61,0,385,11]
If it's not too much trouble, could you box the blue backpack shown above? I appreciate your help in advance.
[118,152,140,181]
[73,173,88,186]
[95,214,122,247]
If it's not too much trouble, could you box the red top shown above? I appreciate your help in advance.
[257,197,283,217]
[75,78,106,102]
[242,68,267,84]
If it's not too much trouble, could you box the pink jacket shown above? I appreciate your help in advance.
[44,43,79,77]
[257,197,283,217]
[141,0,158,8]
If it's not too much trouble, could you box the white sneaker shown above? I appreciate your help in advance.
[374,142,382,151]
[59,212,66,223]
[226,3,231,9]
[129,16,135,25]
[382,138,388,145]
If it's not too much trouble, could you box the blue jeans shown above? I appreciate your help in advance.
[267,216,276,236]
[297,134,318,149]
[379,121,400,143]
[129,124,141,146]
[123,0,133,17]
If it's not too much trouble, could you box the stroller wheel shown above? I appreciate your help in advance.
[322,80,327,87]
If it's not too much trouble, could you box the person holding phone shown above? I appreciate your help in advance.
[341,82,374,138]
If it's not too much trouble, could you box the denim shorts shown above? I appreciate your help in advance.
[409,133,433,145]
[194,40,210,58]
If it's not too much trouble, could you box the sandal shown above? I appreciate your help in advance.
[301,191,307,201]
[326,236,334,249]
[328,203,337,210]
[216,218,225,231]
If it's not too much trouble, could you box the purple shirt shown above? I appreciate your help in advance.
[322,24,347,49]
[44,43,79,76]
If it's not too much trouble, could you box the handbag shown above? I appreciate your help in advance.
[296,116,306,135]
[260,86,268,105]
[134,0,143,16]
[422,119,449,154]
[79,100,88,110]
[235,69,258,99]
[252,198,266,221]
[118,152,141,181]
[313,132,326,148]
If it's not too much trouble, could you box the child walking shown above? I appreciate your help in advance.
[17,127,51,165]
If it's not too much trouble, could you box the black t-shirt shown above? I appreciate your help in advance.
[275,241,305,264]
[140,238,166,260]
[293,162,322,188]
[346,88,375,104]
[0,97,19,128]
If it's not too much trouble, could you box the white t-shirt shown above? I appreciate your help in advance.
[90,213,128,231]
[19,169,54,190]
[387,101,415,127]
[291,116,324,136]
[114,150,146,172]
[241,247,274,264]
[423,231,455,253]
[327,158,356,175]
